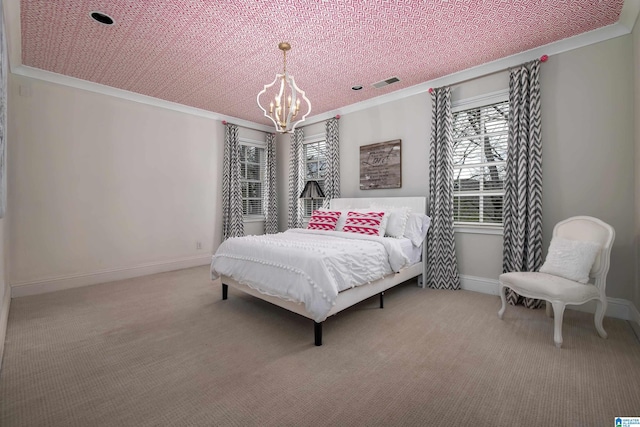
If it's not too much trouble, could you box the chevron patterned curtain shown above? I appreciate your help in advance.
[427,87,460,290]
[287,127,304,229]
[264,133,278,234]
[502,59,544,309]
[322,117,340,207]
[222,123,244,240]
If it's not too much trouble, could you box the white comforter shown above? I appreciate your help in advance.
[210,229,409,322]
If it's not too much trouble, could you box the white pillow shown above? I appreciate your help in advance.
[403,213,432,247]
[539,237,601,284]
[370,204,411,238]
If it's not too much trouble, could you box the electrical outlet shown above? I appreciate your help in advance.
[196,241,202,250]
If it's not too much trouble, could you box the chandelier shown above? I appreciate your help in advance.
[257,42,311,134]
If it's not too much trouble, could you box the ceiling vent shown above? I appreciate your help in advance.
[372,76,400,89]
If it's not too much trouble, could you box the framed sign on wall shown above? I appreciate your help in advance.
[359,139,402,190]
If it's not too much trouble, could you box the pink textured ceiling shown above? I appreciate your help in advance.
[21,0,623,126]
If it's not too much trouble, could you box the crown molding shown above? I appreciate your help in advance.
[10,65,274,132]
[618,0,640,31]
[305,10,639,125]
[4,0,639,129]
[1,0,272,132]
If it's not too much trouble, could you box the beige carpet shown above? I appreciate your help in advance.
[1,266,639,426]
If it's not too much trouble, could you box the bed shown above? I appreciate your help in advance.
[210,197,430,345]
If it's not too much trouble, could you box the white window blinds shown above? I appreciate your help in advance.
[303,140,327,216]
[240,143,265,217]
[452,99,509,226]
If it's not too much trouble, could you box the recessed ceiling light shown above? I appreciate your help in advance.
[90,11,114,25]
[352,85,363,91]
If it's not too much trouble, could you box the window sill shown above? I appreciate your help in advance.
[243,216,265,223]
[454,225,503,235]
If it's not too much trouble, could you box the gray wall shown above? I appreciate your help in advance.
[634,12,640,311]
[541,35,635,301]
[277,34,637,301]
[7,74,223,285]
[276,121,326,232]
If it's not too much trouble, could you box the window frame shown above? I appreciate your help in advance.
[451,90,509,235]
[302,134,327,218]
[239,138,267,222]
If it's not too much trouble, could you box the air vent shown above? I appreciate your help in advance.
[372,76,400,89]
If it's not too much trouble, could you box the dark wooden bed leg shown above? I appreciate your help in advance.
[222,284,228,300]
[380,291,384,309]
[314,322,323,346]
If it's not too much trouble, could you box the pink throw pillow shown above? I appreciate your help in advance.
[307,210,341,231]
[342,211,385,236]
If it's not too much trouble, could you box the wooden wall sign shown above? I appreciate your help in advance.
[359,139,402,190]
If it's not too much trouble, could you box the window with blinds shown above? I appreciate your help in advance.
[240,144,265,217]
[452,99,509,226]
[303,140,327,216]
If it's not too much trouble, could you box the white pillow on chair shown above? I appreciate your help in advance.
[539,236,601,284]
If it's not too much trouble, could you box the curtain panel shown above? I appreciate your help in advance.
[502,59,544,309]
[264,133,278,234]
[322,117,340,207]
[222,123,244,240]
[287,127,304,229]
[427,87,460,290]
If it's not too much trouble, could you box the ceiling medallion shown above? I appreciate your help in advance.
[257,42,311,134]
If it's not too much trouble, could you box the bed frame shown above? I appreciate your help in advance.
[220,197,427,346]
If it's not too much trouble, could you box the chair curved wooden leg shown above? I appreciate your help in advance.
[498,284,507,319]
[551,301,566,348]
[594,298,608,339]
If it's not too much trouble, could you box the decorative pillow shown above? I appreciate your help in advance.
[307,210,341,231]
[403,213,432,247]
[318,208,348,231]
[342,211,386,236]
[371,204,411,238]
[347,208,388,236]
[539,237,601,284]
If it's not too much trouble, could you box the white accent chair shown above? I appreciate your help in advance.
[498,216,615,348]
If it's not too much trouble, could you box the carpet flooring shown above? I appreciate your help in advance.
[1,265,639,426]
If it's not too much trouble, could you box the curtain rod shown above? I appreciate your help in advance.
[428,54,548,93]
[222,115,341,133]
[220,120,272,133]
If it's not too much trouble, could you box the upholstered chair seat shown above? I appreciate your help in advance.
[499,272,601,302]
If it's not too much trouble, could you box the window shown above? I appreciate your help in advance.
[240,142,265,217]
[303,139,327,216]
[452,98,509,226]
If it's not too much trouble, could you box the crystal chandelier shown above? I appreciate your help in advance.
[257,42,311,134]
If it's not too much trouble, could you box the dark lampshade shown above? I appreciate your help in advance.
[300,180,325,199]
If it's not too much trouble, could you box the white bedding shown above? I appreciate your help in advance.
[210,229,410,322]
[399,237,422,265]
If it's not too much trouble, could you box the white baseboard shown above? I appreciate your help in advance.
[460,275,501,296]
[0,282,11,372]
[11,255,212,298]
[459,274,640,324]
